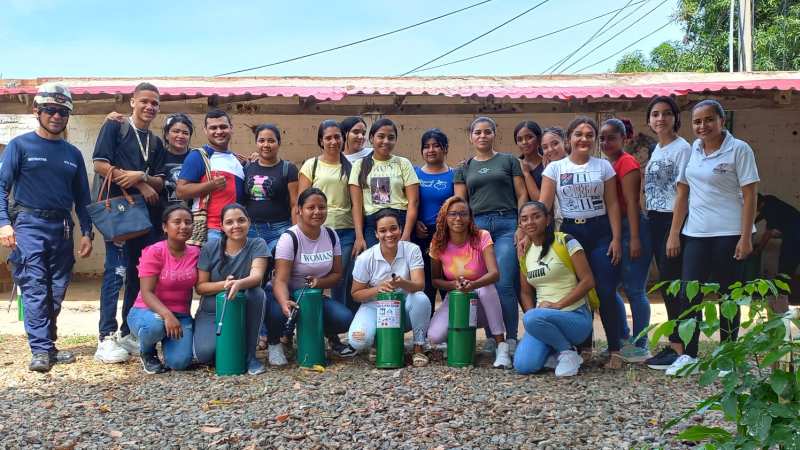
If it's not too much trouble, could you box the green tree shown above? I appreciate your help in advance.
[615,0,800,72]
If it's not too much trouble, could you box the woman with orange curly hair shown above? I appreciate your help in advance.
[426,196,511,368]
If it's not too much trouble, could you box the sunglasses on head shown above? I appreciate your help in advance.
[38,106,70,117]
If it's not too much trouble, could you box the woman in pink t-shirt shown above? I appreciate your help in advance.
[426,196,511,369]
[127,205,200,373]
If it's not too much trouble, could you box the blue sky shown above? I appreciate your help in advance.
[1,0,683,78]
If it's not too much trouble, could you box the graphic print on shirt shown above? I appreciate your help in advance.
[644,159,678,211]
[526,260,550,280]
[165,163,183,202]
[559,170,604,214]
[419,178,450,191]
[248,175,274,201]
[300,250,334,264]
[370,177,391,205]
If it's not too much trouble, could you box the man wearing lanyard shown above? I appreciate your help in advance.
[0,83,94,372]
[92,82,166,363]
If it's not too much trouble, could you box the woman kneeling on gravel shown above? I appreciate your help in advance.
[427,196,511,369]
[194,204,268,375]
[514,201,595,376]
[267,188,356,365]
[348,209,432,366]
[128,205,200,374]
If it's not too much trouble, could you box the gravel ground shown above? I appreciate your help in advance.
[0,334,728,450]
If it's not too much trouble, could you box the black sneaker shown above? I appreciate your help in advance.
[140,353,166,374]
[29,353,52,373]
[645,347,679,370]
[49,349,76,365]
[330,340,357,358]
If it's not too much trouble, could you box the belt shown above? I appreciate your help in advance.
[562,215,605,225]
[14,205,69,220]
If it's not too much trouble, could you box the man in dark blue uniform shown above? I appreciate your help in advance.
[0,83,94,372]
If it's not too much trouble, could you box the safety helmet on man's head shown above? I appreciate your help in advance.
[33,82,73,111]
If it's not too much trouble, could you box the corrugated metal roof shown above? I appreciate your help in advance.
[2,72,798,101]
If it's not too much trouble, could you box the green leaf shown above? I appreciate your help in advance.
[769,370,792,396]
[676,425,732,442]
[767,403,796,418]
[678,318,697,347]
[761,347,792,368]
[699,368,720,386]
[701,282,720,296]
[667,279,681,297]
[757,279,770,297]
[730,287,744,300]
[649,321,676,348]
[648,280,668,293]
[686,280,700,301]
[721,300,739,321]
[720,394,738,420]
[774,278,790,293]
[704,302,718,324]
[754,414,772,442]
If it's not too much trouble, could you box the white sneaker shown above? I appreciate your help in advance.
[268,344,288,366]
[554,350,582,377]
[543,354,558,369]
[493,342,512,369]
[94,335,130,363]
[506,338,517,357]
[117,333,140,356]
[482,339,497,354]
[665,354,699,377]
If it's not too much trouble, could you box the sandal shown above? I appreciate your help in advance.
[604,352,624,370]
[412,352,429,367]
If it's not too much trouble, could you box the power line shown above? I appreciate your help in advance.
[543,0,635,74]
[571,19,673,73]
[406,0,650,74]
[398,0,551,76]
[214,0,493,77]
[558,0,669,74]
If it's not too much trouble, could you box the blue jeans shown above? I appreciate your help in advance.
[364,209,407,248]
[514,305,592,374]
[561,215,623,352]
[98,231,156,338]
[616,213,652,348]
[474,211,520,340]
[127,307,194,370]
[264,288,354,345]
[332,228,357,311]
[248,220,291,254]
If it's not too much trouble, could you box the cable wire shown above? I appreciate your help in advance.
[557,0,669,74]
[214,0,493,77]
[398,0,551,76]
[571,19,673,73]
[404,0,650,74]
[543,0,635,74]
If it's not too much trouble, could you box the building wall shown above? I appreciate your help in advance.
[1,101,798,276]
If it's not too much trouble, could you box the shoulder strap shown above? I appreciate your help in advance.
[286,229,299,260]
[551,232,575,273]
[324,226,337,247]
[118,120,130,143]
[282,160,289,178]
[311,157,319,183]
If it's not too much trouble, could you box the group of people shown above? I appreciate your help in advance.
[1,82,772,379]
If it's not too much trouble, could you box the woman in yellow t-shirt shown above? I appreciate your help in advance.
[515,201,595,377]
[297,119,357,311]
[349,118,420,252]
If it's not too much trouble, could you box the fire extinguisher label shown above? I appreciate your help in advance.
[469,298,478,328]
[376,300,401,328]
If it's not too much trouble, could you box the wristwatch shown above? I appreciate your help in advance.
[141,172,149,184]
[82,230,95,241]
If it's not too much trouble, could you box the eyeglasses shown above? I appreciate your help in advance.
[446,211,469,218]
[38,106,70,117]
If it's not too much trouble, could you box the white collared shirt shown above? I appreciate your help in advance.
[678,131,760,237]
[352,241,424,290]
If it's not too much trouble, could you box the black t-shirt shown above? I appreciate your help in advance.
[757,194,800,233]
[243,160,299,223]
[92,120,166,198]
[163,150,189,205]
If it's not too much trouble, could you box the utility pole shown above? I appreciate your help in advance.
[738,0,754,71]
[729,0,735,72]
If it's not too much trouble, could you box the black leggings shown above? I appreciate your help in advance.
[193,287,266,365]
[679,235,746,357]
[648,211,684,344]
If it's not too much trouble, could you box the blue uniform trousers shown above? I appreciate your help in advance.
[8,212,75,354]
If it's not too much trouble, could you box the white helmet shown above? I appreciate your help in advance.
[33,82,73,111]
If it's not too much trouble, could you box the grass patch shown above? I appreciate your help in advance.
[59,335,96,346]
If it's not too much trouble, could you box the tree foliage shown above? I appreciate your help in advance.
[615,0,800,72]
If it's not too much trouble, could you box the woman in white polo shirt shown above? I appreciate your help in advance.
[348,209,432,367]
[664,99,759,376]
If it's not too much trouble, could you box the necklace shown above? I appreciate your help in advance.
[129,117,150,162]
